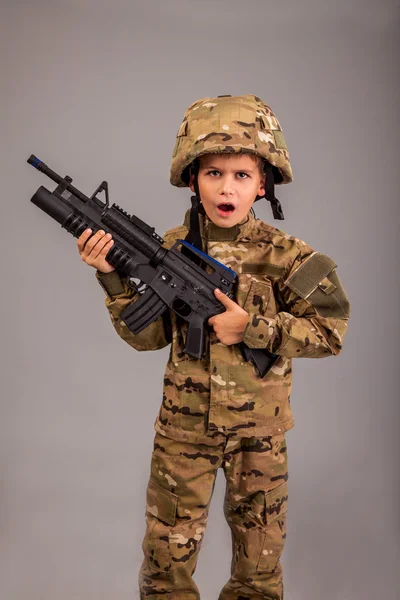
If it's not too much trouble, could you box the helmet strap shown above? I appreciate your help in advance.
[264,162,285,220]
[187,193,203,251]
[184,161,203,251]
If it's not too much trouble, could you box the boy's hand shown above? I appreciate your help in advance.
[77,229,115,273]
[208,289,249,345]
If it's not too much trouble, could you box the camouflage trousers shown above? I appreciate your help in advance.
[138,430,289,600]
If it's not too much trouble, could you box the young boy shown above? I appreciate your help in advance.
[77,95,350,600]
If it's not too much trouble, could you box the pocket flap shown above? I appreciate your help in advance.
[146,478,178,527]
[265,481,288,525]
[318,275,337,294]
[242,279,273,317]
[257,481,289,573]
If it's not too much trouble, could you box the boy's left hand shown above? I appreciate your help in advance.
[208,289,249,345]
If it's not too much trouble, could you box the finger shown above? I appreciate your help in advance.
[88,233,113,260]
[214,288,237,308]
[81,230,107,258]
[77,228,93,252]
[99,238,114,256]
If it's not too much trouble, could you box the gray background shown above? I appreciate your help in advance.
[1,1,399,599]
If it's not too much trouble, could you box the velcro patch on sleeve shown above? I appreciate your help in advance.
[285,253,337,299]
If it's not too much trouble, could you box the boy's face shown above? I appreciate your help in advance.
[189,154,265,228]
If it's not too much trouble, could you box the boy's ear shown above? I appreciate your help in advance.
[258,179,266,198]
[189,172,195,193]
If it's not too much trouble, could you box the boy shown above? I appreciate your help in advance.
[77,95,350,600]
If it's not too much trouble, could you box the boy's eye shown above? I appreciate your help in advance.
[205,170,249,178]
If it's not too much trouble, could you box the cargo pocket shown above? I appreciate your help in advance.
[240,277,277,319]
[145,478,178,573]
[257,481,288,573]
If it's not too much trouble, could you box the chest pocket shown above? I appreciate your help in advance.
[237,275,278,319]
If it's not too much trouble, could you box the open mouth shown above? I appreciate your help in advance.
[216,203,236,215]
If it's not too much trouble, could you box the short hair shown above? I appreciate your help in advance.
[250,154,266,179]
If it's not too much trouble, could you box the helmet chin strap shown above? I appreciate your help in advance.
[261,161,285,220]
[184,162,203,251]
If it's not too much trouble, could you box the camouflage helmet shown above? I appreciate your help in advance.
[170,94,293,188]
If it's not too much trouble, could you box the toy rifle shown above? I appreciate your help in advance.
[27,155,280,377]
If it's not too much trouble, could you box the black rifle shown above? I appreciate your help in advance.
[27,155,280,377]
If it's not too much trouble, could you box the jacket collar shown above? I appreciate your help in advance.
[183,206,256,242]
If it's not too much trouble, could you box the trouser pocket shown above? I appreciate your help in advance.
[257,480,288,573]
[144,478,179,573]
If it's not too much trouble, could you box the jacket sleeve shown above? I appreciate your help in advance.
[95,225,189,352]
[242,239,351,358]
[96,269,171,352]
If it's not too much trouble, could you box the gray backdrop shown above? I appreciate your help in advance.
[1,1,399,599]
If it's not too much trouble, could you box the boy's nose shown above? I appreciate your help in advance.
[221,176,235,196]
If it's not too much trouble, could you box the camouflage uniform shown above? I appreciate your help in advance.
[96,95,351,599]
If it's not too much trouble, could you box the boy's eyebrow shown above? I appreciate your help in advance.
[201,164,255,173]
[199,163,221,170]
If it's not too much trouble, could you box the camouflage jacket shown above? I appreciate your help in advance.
[96,209,351,445]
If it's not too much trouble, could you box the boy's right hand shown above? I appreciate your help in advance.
[77,229,115,273]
